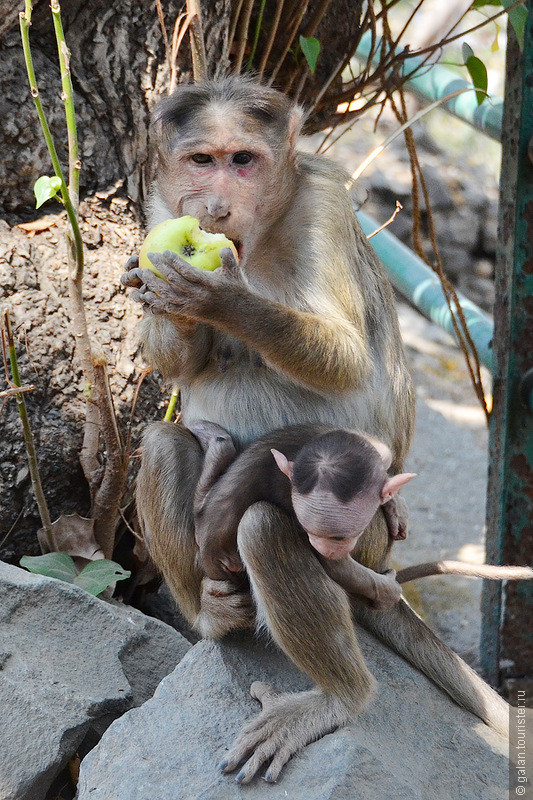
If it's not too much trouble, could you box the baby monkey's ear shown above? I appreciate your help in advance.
[271,449,294,481]
[380,473,417,504]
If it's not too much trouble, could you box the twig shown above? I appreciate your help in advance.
[226,0,245,62]
[0,384,36,416]
[2,312,54,551]
[155,0,173,75]
[366,201,403,239]
[258,0,285,78]
[347,87,480,184]
[186,0,208,81]
[268,0,309,86]
[247,0,267,70]
[125,366,152,456]
[91,347,129,558]
[234,0,255,74]
[169,12,192,94]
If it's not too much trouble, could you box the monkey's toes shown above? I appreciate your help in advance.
[250,681,280,709]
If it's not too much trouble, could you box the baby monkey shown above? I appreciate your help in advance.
[190,420,533,623]
[191,421,416,611]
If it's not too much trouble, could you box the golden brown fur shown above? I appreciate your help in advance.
[123,76,509,783]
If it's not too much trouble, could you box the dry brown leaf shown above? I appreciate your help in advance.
[17,214,62,236]
[38,514,104,561]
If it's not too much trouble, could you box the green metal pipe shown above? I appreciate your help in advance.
[357,209,494,370]
[355,33,503,141]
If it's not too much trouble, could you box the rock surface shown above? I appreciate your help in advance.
[76,632,508,800]
[0,562,190,800]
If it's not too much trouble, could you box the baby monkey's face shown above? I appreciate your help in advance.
[291,487,380,560]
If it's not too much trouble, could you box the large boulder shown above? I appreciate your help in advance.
[0,561,190,800]
[76,629,508,800]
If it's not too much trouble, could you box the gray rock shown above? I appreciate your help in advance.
[76,631,508,800]
[0,562,190,800]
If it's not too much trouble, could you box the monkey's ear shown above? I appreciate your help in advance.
[288,106,305,149]
[380,473,417,504]
[271,449,294,481]
[365,436,393,469]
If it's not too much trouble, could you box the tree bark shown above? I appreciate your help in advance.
[0,0,363,215]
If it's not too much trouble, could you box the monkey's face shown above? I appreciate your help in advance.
[292,488,381,560]
[158,112,290,260]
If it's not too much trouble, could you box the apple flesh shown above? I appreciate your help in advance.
[139,216,238,278]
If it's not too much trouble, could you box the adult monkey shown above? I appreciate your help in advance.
[122,76,508,783]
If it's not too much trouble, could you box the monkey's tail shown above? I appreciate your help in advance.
[352,599,510,738]
[396,560,533,584]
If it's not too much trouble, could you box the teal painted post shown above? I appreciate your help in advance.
[481,8,533,696]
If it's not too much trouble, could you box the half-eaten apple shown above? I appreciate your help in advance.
[139,216,238,278]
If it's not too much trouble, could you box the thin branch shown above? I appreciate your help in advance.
[155,0,173,74]
[125,366,152,456]
[227,0,245,62]
[247,0,267,70]
[170,12,193,94]
[268,0,309,85]
[348,87,479,185]
[186,0,208,81]
[366,201,403,239]
[2,312,54,551]
[258,0,285,78]
[234,0,255,74]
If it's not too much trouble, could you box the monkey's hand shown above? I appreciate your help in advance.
[193,578,255,639]
[221,685,356,784]
[382,495,409,541]
[132,249,236,320]
[364,568,403,610]
[120,255,165,315]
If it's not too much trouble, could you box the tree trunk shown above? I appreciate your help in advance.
[0,0,363,216]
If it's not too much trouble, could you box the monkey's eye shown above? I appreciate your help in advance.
[232,152,253,166]
[191,153,213,164]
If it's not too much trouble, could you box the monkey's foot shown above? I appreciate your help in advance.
[382,495,409,541]
[220,683,357,784]
[194,578,255,639]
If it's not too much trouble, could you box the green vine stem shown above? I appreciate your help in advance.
[3,311,55,552]
[51,0,80,215]
[164,387,180,422]
[20,1,84,279]
[19,0,128,556]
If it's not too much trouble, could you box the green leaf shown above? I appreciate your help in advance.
[73,559,131,597]
[462,42,474,61]
[20,552,78,583]
[471,0,501,7]
[299,36,321,75]
[464,51,488,106]
[34,175,62,209]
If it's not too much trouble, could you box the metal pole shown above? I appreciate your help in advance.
[357,210,494,370]
[354,33,503,141]
[481,7,533,695]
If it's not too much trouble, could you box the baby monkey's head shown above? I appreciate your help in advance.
[272,430,415,559]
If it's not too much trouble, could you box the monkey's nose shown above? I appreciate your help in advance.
[206,200,230,220]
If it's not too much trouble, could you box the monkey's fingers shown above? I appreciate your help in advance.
[149,250,215,286]
[120,265,144,289]
[220,246,239,279]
